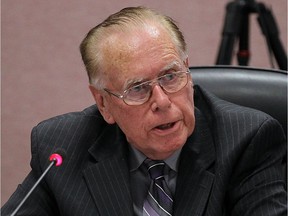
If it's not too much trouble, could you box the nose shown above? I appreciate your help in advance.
[150,85,171,111]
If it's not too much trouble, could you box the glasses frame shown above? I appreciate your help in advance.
[104,70,191,106]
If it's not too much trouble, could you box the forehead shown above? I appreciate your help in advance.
[100,24,183,88]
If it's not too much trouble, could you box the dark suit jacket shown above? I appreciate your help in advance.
[2,86,287,216]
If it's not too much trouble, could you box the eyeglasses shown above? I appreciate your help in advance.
[104,71,190,106]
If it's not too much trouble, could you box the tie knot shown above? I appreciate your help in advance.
[144,159,165,180]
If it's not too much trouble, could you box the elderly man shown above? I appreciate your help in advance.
[2,6,286,216]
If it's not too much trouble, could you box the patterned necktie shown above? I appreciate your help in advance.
[143,159,173,216]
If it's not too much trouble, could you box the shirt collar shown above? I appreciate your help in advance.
[128,144,182,172]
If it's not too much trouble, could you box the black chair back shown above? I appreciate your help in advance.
[189,66,287,135]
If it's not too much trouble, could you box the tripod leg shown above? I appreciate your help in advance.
[216,1,244,65]
[237,11,250,66]
[256,3,287,70]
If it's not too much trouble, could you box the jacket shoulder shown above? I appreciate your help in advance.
[36,105,102,126]
[32,105,107,151]
[194,85,272,124]
[194,85,285,148]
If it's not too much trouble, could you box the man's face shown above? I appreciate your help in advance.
[91,25,195,160]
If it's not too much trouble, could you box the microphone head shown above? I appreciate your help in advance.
[49,149,66,166]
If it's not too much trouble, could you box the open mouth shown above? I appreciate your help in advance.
[155,122,176,130]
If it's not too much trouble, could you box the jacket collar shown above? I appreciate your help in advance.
[174,107,216,216]
[83,124,134,216]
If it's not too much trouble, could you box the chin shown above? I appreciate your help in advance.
[164,136,187,151]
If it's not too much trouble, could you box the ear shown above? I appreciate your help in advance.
[184,57,189,68]
[183,57,193,85]
[89,85,116,124]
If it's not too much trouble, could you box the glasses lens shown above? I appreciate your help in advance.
[124,83,151,105]
[123,71,189,105]
[160,72,188,93]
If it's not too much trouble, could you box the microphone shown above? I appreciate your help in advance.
[10,149,66,216]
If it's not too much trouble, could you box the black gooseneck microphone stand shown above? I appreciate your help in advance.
[215,0,287,70]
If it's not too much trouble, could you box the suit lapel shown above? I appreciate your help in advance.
[174,108,216,216]
[83,125,134,216]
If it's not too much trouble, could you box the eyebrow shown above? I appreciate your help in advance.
[159,60,182,75]
[123,60,183,90]
[124,77,146,90]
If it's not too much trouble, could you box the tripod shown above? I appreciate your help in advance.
[215,0,287,70]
